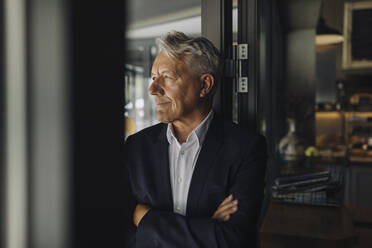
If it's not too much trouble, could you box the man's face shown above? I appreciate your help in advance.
[149,51,202,123]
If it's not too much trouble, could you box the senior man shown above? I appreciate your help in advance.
[124,31,267,247]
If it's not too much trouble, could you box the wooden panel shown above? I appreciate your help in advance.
[260,202,357,248]
[347,206,372,223]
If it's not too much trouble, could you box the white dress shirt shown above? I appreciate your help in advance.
[166,111,214,216]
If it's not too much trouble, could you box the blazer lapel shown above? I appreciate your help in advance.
[154,125,174,211]
[186,116,223,216]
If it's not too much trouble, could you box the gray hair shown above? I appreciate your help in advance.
[156,31,221,95]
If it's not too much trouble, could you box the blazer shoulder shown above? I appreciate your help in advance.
[126,122,166,143]
[219,121,266,153]
[124,123,166,164]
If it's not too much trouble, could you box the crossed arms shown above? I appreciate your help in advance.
[125,134,267,247]
[133,194,239,226]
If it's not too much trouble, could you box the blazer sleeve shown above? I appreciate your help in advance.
[123,136,138,248]
[135,134,267,248]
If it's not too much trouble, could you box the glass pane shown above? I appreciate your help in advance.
[125,0,202,137]
[124,44,158,139]
[232,0,238,123]
[259,0,372,208]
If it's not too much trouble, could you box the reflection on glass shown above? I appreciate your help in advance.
[124,64,158,138]
[232,0,238,123]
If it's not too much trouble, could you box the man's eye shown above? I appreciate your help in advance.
[164,75,174,79]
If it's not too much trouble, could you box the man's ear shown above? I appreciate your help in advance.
[200,73,215,98]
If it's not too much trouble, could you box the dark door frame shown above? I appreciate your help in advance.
[237,0,260,131]
[220,0,233,121]
[202,0,262,130]
[0,0,4,246]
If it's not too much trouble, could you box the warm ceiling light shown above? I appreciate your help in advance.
[316,3,344,46]
[316,34,344,46]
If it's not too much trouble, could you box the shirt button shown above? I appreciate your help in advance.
[176,206,181,211]
[180,151,184,155]
[177,177,182,183]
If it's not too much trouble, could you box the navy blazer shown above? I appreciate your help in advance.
[124,115,267,247]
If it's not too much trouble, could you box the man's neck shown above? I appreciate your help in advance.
[171,108,212,144]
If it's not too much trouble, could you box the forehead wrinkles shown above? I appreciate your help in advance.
[152,52,199,80]
[152,53,177,74]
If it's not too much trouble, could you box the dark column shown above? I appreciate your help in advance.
[70,1,127,247]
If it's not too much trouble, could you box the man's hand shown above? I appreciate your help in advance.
[212,194,238,222]
[133,204,150,227]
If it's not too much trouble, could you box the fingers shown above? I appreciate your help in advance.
[212,195,239,222]
[213,195,233,217]
[215,199,238,215]
[212,202,238,221]
[223,215,230,222]
[220,194,233,206]
[213,199,238,217]
[215,194,234,211]
[133,204,151,227]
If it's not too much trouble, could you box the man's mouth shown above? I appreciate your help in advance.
[156,101,170,105]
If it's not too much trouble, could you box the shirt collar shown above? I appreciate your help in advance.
[166,110,214,146]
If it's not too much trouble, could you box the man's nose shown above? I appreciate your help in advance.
[148,78,164,95]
